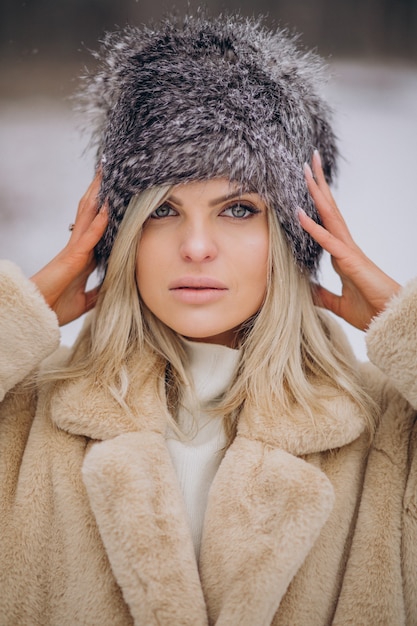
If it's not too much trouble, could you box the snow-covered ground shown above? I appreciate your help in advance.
[1,60,416,359]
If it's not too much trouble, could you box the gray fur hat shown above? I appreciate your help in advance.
[80,13,338,274]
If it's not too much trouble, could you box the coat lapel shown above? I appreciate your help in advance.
[82,432,208,626]
[199,395,366,625]
[200,436,335,625]
[50,344,208,625]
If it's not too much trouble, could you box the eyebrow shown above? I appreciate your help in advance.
[167,190,252,207]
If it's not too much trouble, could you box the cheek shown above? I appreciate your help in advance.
[226,235,269,327]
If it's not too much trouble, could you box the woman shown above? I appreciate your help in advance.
[1,14,416,626]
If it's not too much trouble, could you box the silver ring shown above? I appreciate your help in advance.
[69,223,75,232]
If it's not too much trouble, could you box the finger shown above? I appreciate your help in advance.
[78,203,109,248]
[304,163,338,218]
[311,151,336,207]
[70,172,103,237]
[304,162,334,215]
[304,165,355,245]
[84,285,102,312]
[313,284,343,317]
[68,203,108,255]
[298,207,352,260]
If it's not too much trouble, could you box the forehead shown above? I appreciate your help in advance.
[168,178,267,208]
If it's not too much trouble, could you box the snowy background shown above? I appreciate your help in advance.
[1,60,417,360]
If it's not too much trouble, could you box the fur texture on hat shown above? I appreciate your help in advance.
[79,13,338,274]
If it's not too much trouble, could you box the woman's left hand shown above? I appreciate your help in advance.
[299,151,401,331]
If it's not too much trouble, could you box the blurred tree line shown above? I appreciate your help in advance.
[1,0,416,60]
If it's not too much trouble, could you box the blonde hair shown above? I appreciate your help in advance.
[41,184,376,440]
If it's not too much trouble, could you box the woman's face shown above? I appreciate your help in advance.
[136,178,269,347]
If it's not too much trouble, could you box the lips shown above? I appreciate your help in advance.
[168,276,228,304]
[168,276,228,290]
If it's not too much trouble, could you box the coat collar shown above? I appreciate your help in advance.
[51,353,365,455]
[50,337,169,440]
[237,389,365,456]
[50,315,365,453]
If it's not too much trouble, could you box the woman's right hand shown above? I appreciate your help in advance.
[30,172,108,326]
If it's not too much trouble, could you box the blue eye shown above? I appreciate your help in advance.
[150,203,177,219]
[222,203,261,219]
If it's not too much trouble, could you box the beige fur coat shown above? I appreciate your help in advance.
[1,260,417,626]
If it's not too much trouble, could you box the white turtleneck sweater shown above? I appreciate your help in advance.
[165,339,240,559]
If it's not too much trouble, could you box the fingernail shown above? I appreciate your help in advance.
[304,162,313,177]
[313,149,322,166]
[296,206,307,220]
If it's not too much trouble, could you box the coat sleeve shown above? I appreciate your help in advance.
[0,260,60,402]
[366,277,417,409]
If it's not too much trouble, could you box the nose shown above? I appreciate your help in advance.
[179,219,218,263]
